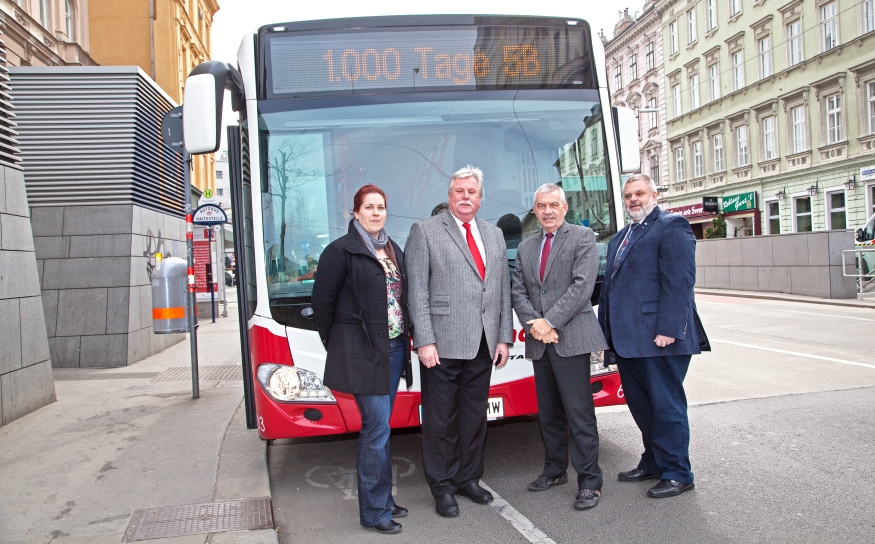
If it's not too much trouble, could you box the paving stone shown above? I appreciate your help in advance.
[29,206,64,236]
[33,236,69,259]
[0,250,42,299]
[0,359,55,425]
[55,288,108,337]
[0,298,21,374]
[69,234,133,258]
[48,336,80,367]
[61,205,132,236]
[19,295,50,367]
[79,334,128,367]
[1,213,35,251]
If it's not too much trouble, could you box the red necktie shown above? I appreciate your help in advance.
[463,222,486,280]
[540,232,553,281]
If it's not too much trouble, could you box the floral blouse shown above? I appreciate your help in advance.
[379,258,404,339]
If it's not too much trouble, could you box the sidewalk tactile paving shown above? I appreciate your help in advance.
[123,498,274,541]
[151,365,241,382]
[213,380,244,388]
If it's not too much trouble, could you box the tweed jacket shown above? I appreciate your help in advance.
[406,210,514,360]
[511,221,608,360]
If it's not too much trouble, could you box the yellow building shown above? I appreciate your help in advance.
[89,0,220,193]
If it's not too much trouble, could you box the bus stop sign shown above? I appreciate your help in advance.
[192,204,228,224]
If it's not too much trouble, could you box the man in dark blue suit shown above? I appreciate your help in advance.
[598,173,701,498]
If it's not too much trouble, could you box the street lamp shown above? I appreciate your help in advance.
[844,175,856,191]
[807,182,818,196]
[775,189,785,201]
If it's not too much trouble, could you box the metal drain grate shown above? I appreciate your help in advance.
[123,498,273,541]
[152,366,241,382]
[213,380,244,389]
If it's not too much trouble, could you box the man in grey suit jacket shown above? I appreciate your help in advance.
[406,165,513,518]
[511,183,609,511]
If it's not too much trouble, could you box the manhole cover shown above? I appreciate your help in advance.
[122,498,273,541]
[152,366,241,382]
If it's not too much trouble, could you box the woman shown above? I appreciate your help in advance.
[311,184,412,535]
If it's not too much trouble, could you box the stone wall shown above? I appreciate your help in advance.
[1,166,55,425]
[695,231,857,299]
[32,204,188,367]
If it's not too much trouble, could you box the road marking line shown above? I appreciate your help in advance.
[478,481,556,544]
[710,339,875,370]
[777,310,875,322]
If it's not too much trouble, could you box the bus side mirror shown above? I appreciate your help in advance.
[183,61,244,155]
[857,228,865,242]
[613,106,640,174]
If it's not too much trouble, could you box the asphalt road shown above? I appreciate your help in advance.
[268,294,875,543]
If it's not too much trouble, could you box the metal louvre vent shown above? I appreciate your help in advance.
[8,66,184,216]
[0,35,21,169]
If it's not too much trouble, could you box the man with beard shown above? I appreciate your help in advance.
[406,165,513,517]
[598,173,702,499]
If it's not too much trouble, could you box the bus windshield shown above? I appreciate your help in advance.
[258,89,617,328]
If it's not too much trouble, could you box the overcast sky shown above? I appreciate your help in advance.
[209,0,646,147]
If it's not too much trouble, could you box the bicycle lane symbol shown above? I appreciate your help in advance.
[304,456,416,500]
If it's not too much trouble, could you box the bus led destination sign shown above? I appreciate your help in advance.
[266,25,592,97]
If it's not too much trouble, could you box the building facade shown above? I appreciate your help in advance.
[88,0,220,194]
[604,3,669,189]
[0,0,95,66]
[656,0,875,238]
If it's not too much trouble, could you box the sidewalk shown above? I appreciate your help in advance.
[0,297,278,544]
[695,287,875,309]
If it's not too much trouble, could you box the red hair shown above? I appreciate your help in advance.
[353,184,387,212]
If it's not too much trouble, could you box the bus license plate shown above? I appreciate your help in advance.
[418,397,505,424]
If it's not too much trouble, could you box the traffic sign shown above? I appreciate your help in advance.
[192,204,228,224]
[161,106,184,155]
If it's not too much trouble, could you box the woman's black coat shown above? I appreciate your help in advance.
[311,221,412,396]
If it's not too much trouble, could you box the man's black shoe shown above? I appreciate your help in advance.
[391,505,408,518]
[456,481,494,504]
[647,479,695,498]
[435,494,460,517]
[527,471,569,492]
[617,468,659,482]
[573,489,600,511]
[372,520,402,534]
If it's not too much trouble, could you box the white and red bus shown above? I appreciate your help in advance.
[182,15,641,439]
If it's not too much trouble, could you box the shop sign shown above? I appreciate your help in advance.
[703,196,720,213]
[666,203,708,217]
[861,165,875,181]
[721,191,756,213]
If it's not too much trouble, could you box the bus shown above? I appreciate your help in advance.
[181,15,641,439]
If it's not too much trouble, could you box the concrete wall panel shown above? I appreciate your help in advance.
[69,234,134,258]
[126,327,150,364]
[41,289,58,337]
[80,334,128,367]
[106,287,131,335]
[829,265,857,299]
[55,288,108,337]
[729,267,759,291]
[41,257,131,289]
[61,205,133,236]
[1,360,55,425]
[19,296,50,367]
[772,234,809,266]
[714,239,742,267]
[0,251,42,299]
[33,236,70,259]
[806,232,830,266]
[790,266,831,298]
[0,298,21,374]
[740,236,774,267]
[49,336,80,367]
[705,266,731,289]
[1,214,36,251]
[4,168,29,218]
[828,231,855,266]
[30,207,64,236]
[757,267,792,293]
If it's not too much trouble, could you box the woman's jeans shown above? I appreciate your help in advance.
[353,336,405,527]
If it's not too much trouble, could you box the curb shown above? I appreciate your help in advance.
[695,288,875,309]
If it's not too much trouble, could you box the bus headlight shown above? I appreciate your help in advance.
[256,363,336,403]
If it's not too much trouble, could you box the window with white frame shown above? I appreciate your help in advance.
[630,54,638,81]
[732,51,745,91]
[670,21,679,55]
[827,190,847,229]
[821,2,838,52]
[794,196,813,231]
[709,64,721,101]
[614,64,622,90]
[791,105,807,153]
[787,21,803,66]
[688,9,698,43]
[645,42,655,70]
[867,81,875,135]
[869,184,875,218]
[590,129,598,158]
[689,75,700,110]
[692,141,703,177]
[865,0,875,34]
[39,0,50,28]
[762,116,777,160]
[65,0,75,40]
[672,84,682,118]
[713,133,725,171]
[825,94,842,144]
[767,201,781,234]
[675,147,686,181]
[736,125,749,166]
[730,0,741,17]
[758,36,772,79]
[707,0,718,30]
[647,97,658,129]
[217,188,224,195]
[650,155,660,184]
